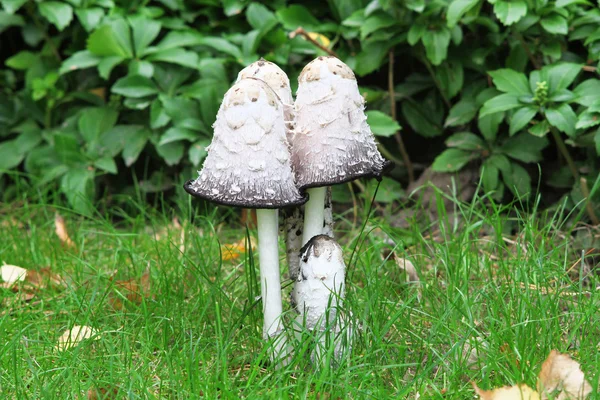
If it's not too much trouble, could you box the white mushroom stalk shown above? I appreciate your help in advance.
[292,235,349,364]
[292,56,391,246]
[184,78,307,362]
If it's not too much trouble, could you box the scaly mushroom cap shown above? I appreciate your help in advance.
[236,59,295,140]
[184,78,307,209]
[292,56,391,189]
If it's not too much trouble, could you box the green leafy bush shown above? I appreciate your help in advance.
[1,0,599,215]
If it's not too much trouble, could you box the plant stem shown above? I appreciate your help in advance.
[302,187,327,245]
[549,126,579,181]
[514,32,540,70]
[388,51,414,184]
[421,56,451,109]
[579,177,600,225]
[255,209,287,361]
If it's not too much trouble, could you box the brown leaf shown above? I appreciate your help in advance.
[538,351,592,400]
[54,213,75,248]
[26,267,66,290]
[221,237,257,261]
[110,270,152,310]
[56,325,99,351]
[87,386,118,400]
[395,257,419,282]
[473,382,540,400]
[0,264,27,287]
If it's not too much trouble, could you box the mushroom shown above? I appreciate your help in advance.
[292,56,392,245]
[235,59,336,282]
[292,234,351,363]
[184,78,307,360]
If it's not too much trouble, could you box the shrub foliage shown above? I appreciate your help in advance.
[0,0,599,214]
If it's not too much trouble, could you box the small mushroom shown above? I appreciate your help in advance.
[184,78,307,360]
[293,235,350,363]
[291,56,392,244]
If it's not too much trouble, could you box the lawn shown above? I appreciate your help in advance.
[1,190,598,399]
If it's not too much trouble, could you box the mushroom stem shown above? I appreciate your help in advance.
[302,187,327,245]
[256,209,287,358]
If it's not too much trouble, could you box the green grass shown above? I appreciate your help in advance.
[0,189,598,399]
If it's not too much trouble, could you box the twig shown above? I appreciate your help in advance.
[579,177,599,225]
[289,27,338,58]
[582,65,597,73]
[514,32,540,69]
[549,126,579,181]
[388,51,414,184]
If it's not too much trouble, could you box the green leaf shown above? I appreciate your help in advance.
[435,61,463,99]
[87,25,129,57]
[246,3,277,32]
[502,163,531,198]
[122,127,150,166]
[112,75,159,98]
[5,51,38,70]
[432,148,473,172]
[93,156,117,174]
[159,127,199,145]
[129,16,161,56]
[480,93,522,117]
[545,103,577,136]
[528,120,549,137]
[445,99,478,127]
[97,56,125,80]
[128,60,154,78]
[156,141,184,166]
[38,1,73,31]
[575,111,600,130]
[196,37,243,60]
[540,14,568,35]
[59,50,101,74]
[422,28,451,65]
[488,69,530,95]
[401,101,443,137]
[544,63,582,93]
[478,112,504,142]
[501,133,548,162]
[145,48,199,69]
[509,107,537,135]
[0,10,25,33]
[222,0,244,16]
[189,139,210,166]
[0,140,23,171]
[360,12,397,40]
[75,7,104,32]
[60,169,95,215]
[1,0,28,14]
[573,79,600,106]
[548,89,575,103]
[493,0,527,26]
[481,160,499,192]
[407,23,425,45]
[595,128,600,155]
[276,5,322,32]
[445,132,486,150]
[150,99,170,129]
[78,107,118,143]
[447,0,480,27]
[354,40,393,76]
[366,110,401,137]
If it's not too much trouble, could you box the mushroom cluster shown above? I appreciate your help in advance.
[184,56,391,365]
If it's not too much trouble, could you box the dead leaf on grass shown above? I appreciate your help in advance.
[473,351,591,400]
[87,385,119,400]
[538,350,592,400]
[109,269,152,310]
[221,237,257,261]
[56,325,99,351]
[55,213,75,248]
[473,383,540,400]
[395,257,420,282]
[0,264,27,287]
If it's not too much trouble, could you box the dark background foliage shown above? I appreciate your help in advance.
[1,0,599,219]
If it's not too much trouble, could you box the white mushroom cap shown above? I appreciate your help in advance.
[292,56,391,189]
[184,78,307,209]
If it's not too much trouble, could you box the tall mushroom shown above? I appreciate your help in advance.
[292,56,391,245]
[184,78,307,360]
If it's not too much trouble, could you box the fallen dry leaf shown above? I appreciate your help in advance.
[87,385,119,400]
[55,213,75,247]
[109,269,152,310]
[221,237,257,261]
[0,264,27,287]
[473,383,540,400]
[538,351,592,400]
[395,257,419,282]
[56,325,99,351]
